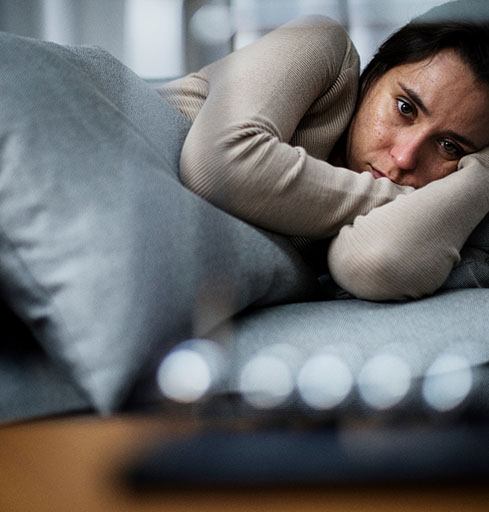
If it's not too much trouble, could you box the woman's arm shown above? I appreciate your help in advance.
[179,15,414,238]
[327,152,489,301]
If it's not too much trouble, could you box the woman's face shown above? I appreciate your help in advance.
[345,50,489,188]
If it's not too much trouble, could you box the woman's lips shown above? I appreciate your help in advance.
[369,166,389,180]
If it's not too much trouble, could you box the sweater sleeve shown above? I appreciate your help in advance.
[327,152,489,301]
[179,15,414,238]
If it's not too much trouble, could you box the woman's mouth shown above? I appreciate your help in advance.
[369,166,388,180]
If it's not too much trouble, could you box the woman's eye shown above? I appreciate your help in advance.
[397,98,414,117]
[439,139,462,157]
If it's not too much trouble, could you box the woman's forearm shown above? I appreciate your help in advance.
[327,153,489,301]
[181,130,413,237]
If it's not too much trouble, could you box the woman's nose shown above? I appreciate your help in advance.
[389,133,423,172]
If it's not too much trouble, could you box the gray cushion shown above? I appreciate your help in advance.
[226,288,489,375]
[0,32,318,414]
[218,288,489,413]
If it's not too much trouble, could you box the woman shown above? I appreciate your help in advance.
[159,0,489,301]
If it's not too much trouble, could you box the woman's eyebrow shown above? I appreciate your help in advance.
[399,82,478,151]
[399,83,431,115]
[444,130,478,151]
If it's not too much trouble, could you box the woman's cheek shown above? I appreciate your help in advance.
[370,102,396,146]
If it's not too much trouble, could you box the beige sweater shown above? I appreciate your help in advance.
[159,15,489,301]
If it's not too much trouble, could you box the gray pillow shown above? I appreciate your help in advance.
[0,301,91,423]
[0,32,318,413]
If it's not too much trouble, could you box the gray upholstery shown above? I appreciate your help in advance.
[213,288,487,418]
[0,347,91,424]
[224,288,489,386]
[0,302,92,424]
[1,31,489,423]
[0,32,317,417]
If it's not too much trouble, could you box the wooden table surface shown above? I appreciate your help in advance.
[0,414,488,512]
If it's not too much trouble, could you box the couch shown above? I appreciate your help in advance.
[1,31,489,425]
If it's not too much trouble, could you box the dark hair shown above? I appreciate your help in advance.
[360,18,489,99]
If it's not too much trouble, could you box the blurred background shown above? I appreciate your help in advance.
[0,0,447,79]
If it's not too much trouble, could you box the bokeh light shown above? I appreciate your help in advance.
[238,351,295,409]
[297,353,353,409]
[157,339,225,403]
[357,353,412,410]
[190,4,235,45]
[422,353,473,412]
